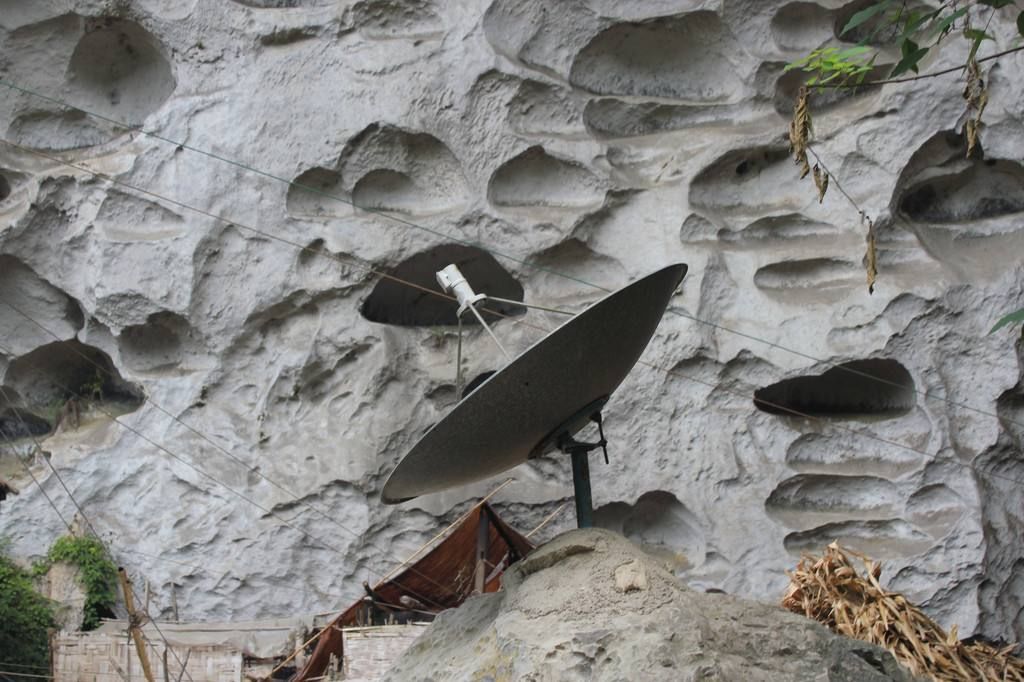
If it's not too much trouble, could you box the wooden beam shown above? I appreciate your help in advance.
[118,568,156,682]
[474,509,489,595]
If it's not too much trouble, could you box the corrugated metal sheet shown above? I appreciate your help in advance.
[292,502,532,681]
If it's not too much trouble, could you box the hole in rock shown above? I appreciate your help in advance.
[720,213,837,244]
[340,124,468,214]
[765,474,901,526]
[784,519,932,557]
[594,490,703,570]
[754,358,914,418]
[689,146,794,215]
[0,174,10,202]
[569,12,743,102]
[773,66,885,116]
[770,2,834,51]
[0,405,53,439]
[488,146,604,209]
[753,257,861,293]
[462,370,496,397]
[352,169,428,214]
[834,0,901,46]
[118,311,188,371]
[67,19,175,123]
[360,244,526,326]
[5,340,144,418]
[287,167,346,217]
[900,159,1024,224]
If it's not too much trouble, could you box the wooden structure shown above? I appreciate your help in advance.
[52,616,320,682]
[290,502,533,681]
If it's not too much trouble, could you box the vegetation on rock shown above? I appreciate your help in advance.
[0,541,56,670]
[36,535,118,631]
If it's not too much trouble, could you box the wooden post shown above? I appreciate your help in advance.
[163,647,170,682]
[474,509,489,594]
[170,584,179,622]
[118,567,156,682]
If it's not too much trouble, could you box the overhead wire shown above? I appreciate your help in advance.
[0,340,454,616]
[0,81,1022,664]
[1,296,467,606]
[0,141,519,605]
[0,387,196,682]
[4,135,1019,512]
[3,138,1022,501]
[1,78,1019,431]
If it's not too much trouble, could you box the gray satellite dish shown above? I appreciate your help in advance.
[381,263,687,527]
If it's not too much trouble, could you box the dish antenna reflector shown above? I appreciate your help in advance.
[382,263,687,527]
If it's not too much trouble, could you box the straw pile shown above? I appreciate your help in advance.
[782,542,1024,681]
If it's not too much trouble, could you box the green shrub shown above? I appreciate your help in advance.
[0,547,56,669]
[44,536,117,631]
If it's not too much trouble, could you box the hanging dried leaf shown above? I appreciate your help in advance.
[782,543,1024,681]
[962,56,988,158]
[812,164,829,203]
[789,86,812,178]
[864,218,878,295]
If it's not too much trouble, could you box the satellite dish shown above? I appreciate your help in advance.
[382,263,687,527]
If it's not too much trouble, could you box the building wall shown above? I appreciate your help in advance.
[54,631,243,682]
[342,625,428,682]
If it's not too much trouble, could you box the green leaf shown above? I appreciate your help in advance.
[841,0,892,36]
[1017,10,1023,36]
[990,307,1024,334]
[835,45,871,60]
[964,28,995,42]
[930,7,969,39]
[889,38,929,77]
[965,28,995,61]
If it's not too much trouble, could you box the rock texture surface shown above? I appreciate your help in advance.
[384,529,917,681]
[0,0,1022,643]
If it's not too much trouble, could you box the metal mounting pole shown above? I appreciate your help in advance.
[570,451,593,528]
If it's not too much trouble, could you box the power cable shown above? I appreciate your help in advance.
[0,341,450,615]
[3,140,1021,493]
[1,80,1018,430]
[0,387,195,682]
[2,297,465,605]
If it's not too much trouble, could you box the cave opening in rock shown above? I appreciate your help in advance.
[4,340,144,429]
[0,173,10,202]
[360,244,526,326]
[754,359,915,418]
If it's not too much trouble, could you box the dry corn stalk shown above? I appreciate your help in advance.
[782,542,1024,681]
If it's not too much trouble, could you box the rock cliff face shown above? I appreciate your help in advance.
[384,529,917,681]
[1,0,1022,642]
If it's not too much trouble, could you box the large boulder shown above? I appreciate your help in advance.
[384,529,916,681]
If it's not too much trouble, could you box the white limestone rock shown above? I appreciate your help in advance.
[0,0,1021,646]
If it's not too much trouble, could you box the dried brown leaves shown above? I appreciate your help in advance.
[789,86,812,179]
[963,57,988,158]
[782,543,1024,681]
[812,164,829,203]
